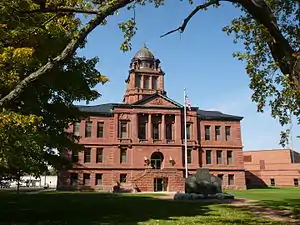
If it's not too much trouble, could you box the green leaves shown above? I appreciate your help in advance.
[223,0,299,146]
[0,0,112,178]
[119,18,137,52]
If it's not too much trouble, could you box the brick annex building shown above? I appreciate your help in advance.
[244,149,300,188]
[58,45,246,192]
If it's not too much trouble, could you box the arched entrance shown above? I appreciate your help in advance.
[150,151,164,169]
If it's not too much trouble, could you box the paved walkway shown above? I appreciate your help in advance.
[230,198,299,224]
[152,193,299,224]
[25,188,56,194]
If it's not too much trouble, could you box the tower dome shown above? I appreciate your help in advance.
[132,44,155,61]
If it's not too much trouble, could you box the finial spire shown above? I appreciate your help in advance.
[143,42,147,48]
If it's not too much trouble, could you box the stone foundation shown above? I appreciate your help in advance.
[57,168,246,192]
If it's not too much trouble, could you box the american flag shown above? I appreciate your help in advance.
[185,95,192,111]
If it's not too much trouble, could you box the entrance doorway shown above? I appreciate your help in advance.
[154,177,168,192]
[150,151,164,169]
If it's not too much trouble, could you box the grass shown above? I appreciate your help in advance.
[0,191,291,225]
[228,187,300,219]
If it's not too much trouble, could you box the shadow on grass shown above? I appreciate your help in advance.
[256,199,300,219]
[0,192,214,225]
[0,192,293,225]
[247,187,281,190]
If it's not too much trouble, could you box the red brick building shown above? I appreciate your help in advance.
[244,149,300,188]
[58,45,246,192]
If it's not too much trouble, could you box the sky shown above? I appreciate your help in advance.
[76,1,300,151]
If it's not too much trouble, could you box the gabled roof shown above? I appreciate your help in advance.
[132,93,183,108]
[197,109,243,121]
[77,103,117,116]
[77,103,243,121]
[76,95,243,121]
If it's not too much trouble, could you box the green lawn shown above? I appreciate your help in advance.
[0,191,291,225]
[228,187,300,218]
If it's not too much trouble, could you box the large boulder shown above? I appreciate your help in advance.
[185,168,222,196]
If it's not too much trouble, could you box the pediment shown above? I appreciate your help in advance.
[119,113,130,120]
[133,94,182,108]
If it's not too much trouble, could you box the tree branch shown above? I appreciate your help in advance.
[24,6,101,15]
[160,0,298,89]
[0,0,133,107]
[237,0,297,87]
[160,0,220,38]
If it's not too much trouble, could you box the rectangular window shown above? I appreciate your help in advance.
[260,160,266,170]
[71,151,79,163]
[70,173,78,186]
[144,76,150,89]
[228,174,234,185]
[96,148,103,163]
[152,122,159,140]
[135,75,141,88]
[205,126,210,140]
[217,150,222,164]
[187,148,192,164]
[166,123,173,140]
[120,148,127,163]
[95,174,103,185]
[120,174,127,183]
[225,126,231,141]
[119,121,128,138]
[227,150,233,165]
[294,178,299,187]
[84,148,91,163]
[270,178,275,186]
[97,122,104,138]
[73,122,80,136]
[85,121,92,138]
[215,126,221,141]
[83,173,90,186]
[138,120,146,139]
[152,76,158,89]
[186,123,191,140]
[206,150,212,164]
[243,155,252,162]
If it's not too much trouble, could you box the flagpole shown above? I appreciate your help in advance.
[184,88,188,178]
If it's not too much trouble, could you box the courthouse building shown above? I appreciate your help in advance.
[58,45,246,192]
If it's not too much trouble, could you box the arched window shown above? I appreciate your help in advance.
[150,152,164,169]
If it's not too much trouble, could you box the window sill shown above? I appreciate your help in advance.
[118,138,132,143]
[153,139,162,144]
[138,139,148,144]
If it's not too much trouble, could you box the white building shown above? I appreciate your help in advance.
[10,175,57,188]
